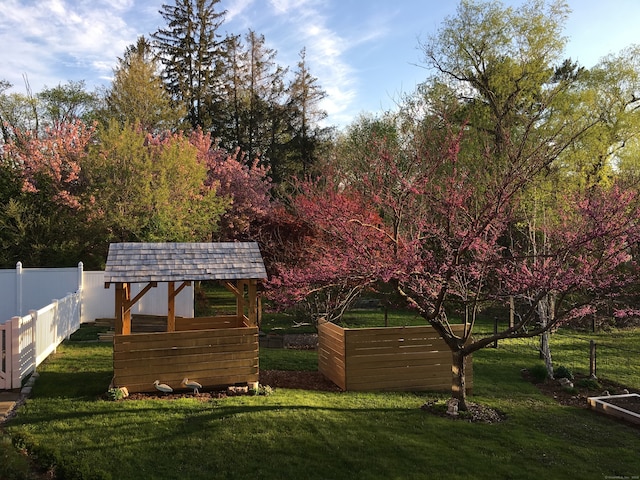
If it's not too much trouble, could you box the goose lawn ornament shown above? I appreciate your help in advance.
[182,378,202,394]
[153,380,173,394]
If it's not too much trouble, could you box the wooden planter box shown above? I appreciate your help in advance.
[318,322,472,392]
[113,321,258,393]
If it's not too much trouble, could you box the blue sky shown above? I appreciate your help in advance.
[1,0,639,128]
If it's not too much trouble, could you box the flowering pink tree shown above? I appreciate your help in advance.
[188,129,273,240]
[4,120,95,208]
[268,127,640,409]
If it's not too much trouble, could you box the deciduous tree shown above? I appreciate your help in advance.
[268,123,640,410]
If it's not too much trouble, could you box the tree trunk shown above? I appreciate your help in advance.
[451,350,468,411]
[537,293,555,379]
[540,330,554,379]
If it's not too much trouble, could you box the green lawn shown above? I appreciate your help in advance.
[1,326,639,480]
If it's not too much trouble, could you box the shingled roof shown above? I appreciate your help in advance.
[104,242,267,284]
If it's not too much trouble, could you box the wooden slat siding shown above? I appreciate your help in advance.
[318,323,472,393]
[174,315,244,331]
[113,327,259,393]
[318,321,346,390]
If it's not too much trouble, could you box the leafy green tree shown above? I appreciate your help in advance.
[38,80,98,128]
[83,121,228,245]
[0,79,40,144]
[0,79,97,144]
[104,36,185,131]
[419,0,587,178]
[152,0,227,129]
[563,47,640,189]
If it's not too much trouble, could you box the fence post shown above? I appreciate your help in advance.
[10,316,21,388]
[77,262,84,324]
[589,340,597,379]
[16,261,22,317]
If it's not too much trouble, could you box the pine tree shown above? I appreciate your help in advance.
[104,36,185,131]
[283,48,330,180]
[152,0,226,130]
[218,31,288,166]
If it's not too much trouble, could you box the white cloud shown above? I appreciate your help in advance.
[0,0,143,92]
[225,0,255,21]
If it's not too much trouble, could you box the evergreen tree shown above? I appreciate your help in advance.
[282,48,330,180]
[152,0,226,130]
[218,31,288,167]
[104,36,185,131]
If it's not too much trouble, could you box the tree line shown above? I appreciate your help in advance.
[0,0,329,268]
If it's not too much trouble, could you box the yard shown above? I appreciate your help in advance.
[1,322,639,480]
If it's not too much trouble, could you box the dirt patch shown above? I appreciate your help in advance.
[259,370,342,391]
[522,370,638,409]
[118,370,342,401]
[601,395,640,414]
[420,399,508,423]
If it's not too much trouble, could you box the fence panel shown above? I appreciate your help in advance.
[0,269,18,323]
[1,265,195,326]
[0,320,14,389]
[16,313,35,389]
[1,291,82,389]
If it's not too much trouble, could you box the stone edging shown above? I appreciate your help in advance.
[0,372,38,425]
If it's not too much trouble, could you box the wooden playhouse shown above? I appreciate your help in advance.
[104,242,267,394]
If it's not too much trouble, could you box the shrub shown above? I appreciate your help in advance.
[576,378,601,390]
[554,365,574,380]
[528,364,548,383]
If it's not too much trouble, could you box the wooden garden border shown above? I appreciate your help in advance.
[318,322,473,392]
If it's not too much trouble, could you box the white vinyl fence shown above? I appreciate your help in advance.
[0,291,81,389]
[0,262,194,390]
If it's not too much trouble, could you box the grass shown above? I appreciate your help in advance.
[1,325,639,480]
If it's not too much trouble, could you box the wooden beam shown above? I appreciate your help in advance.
[167,281,175,332]
[115,282,157,335]
[248,279,257,326]
[223,280,241,297]
[125,282,157,311]
[236,280,246,319]
[170,281,191,298]
[167,281,190,333]
[115,283,131,335]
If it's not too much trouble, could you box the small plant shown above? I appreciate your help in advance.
[528,364,548,383]
[554,365,574,380]
[106,387,125,401]
[252,384,274,396]
[576,378,602,390]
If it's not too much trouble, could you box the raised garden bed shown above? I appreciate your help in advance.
[587,393,640,426]
[318,321,472,392]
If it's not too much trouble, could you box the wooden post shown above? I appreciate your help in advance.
[167,281,190,332]
[236,280,246,321]
[248,280,257,326]
[589,340,597,379]
[115,283,131,335]
[167,281,175,332]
